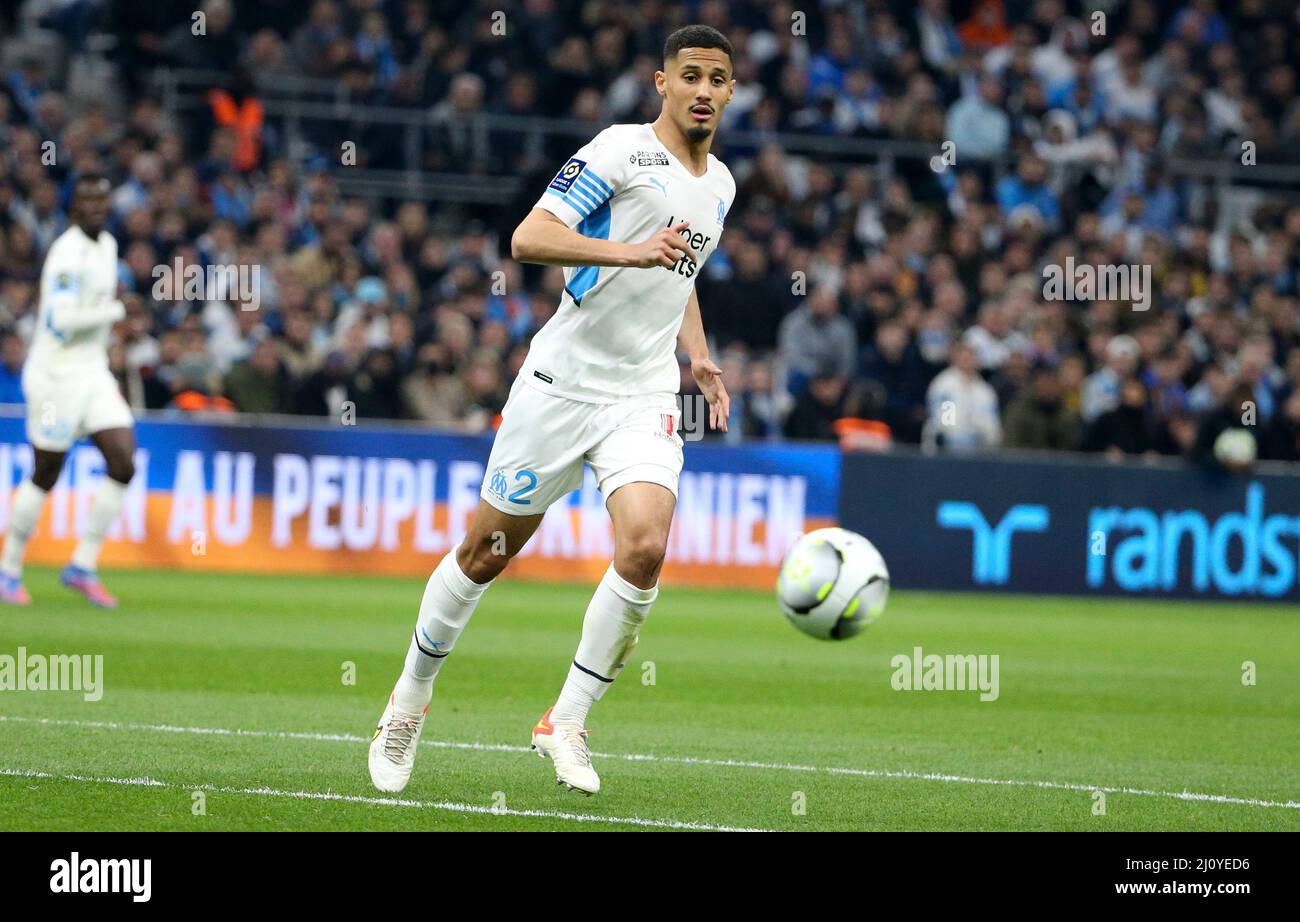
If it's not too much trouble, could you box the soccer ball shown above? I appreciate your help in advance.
[776,527,890,640]
[1213,427,1257,469]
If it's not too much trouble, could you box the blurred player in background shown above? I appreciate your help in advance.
[370,25,737,796]
[0,174,135,610]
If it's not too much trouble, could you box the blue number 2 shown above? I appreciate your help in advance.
[508,470,538,504]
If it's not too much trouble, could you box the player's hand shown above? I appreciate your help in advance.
[691,357,730,432]
[627,221,697,269]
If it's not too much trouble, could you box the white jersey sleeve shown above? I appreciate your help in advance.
[534,128,630,230]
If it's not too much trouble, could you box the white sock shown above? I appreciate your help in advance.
[1,480,49,579]
[552,563,658,727]
[393,544,491,713]
[71,477,128,571]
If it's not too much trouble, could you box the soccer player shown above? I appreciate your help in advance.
[369,25,737,795]
[0,174,135,609]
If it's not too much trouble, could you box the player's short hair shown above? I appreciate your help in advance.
[74,171,111,195]
[664,25,733,66]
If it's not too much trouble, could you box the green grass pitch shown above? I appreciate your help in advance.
[1,565,1297,831]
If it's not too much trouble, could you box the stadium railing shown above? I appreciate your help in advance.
[149,67,1300,206]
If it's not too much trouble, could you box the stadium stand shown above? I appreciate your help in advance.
[1,0,1299,466]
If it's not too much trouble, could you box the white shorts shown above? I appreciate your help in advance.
[481,379,683,515]
[22,365,134,452]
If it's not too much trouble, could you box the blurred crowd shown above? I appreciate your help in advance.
[1,0,1299,465]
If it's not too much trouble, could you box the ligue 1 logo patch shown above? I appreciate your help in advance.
[548,157,587,194]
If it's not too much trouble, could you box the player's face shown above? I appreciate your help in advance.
[74,183,110,236]
[657,48,734,143]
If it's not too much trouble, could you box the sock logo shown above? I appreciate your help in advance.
[533,707,555,735]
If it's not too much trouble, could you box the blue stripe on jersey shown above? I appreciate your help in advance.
[570,172,612,211]
[580,170,613,199]
[44,310,67,342]
[543,185,595,217]
[573,172,608,201]
[567,199,611,305]
[573,173,612,210]
[543,188,580,213]
[563,181,602,215]
[551,168,613,218]
[545,183,600,219]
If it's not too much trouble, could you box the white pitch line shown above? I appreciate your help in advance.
[0,768,769,832]
[3,714,1298,812]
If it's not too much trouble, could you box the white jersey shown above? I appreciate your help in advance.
[29,224,122,377]
[523,123,736,403]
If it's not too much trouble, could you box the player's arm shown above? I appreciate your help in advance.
[511,208,697,269]
[679,286,729,432]
[41,265,125,339]
[515,133,700,268]
[50,297,126,335]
